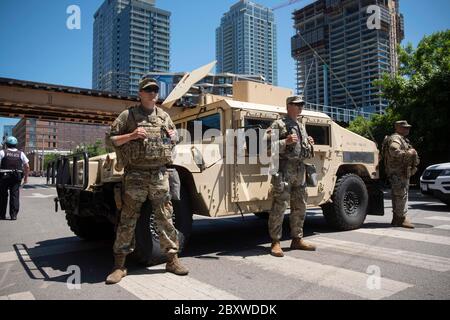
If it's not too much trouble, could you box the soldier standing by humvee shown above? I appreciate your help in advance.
[267,96,317,257]
[105,78,189,285]
[382,120,420,229]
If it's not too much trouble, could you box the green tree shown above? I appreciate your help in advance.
[73,139,107,158]
[348,109,400,147]
[43,153,60,169]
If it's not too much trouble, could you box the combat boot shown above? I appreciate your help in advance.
[166,253,189,276]
[391,216,415,229]
[290,238,316,251]
[270,241,284,257]
[105,255,127,285]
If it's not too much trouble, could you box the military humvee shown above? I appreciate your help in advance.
[47,63,384,265]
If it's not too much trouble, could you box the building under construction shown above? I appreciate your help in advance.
[291,0,404,114]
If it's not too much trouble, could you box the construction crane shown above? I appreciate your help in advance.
[272,0,304,11]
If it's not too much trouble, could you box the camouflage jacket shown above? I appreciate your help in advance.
[106,105,178,170]
[269,116,314,162]
[383,133,420,178]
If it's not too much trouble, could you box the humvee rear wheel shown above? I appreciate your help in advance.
[134,185,193,266]
[322,174,368,231]
[66,213,115,241]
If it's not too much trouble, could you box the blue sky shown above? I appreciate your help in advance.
[0,0,449,136]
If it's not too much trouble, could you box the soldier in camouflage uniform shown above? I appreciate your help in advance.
[105,78,188,285]
[382,120,420,229]
[267,96,317,258]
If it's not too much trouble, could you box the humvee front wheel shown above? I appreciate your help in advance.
[134,186,193,265]
[66,213,115,241]
[322,174,368,231]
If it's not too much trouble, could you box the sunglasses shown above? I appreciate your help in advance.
[142,87,159,94]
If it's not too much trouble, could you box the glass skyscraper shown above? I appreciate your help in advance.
[92,0,170,96]
[216,0,278,85]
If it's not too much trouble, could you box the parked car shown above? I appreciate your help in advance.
[420,163,450,206]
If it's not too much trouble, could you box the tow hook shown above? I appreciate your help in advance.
[54,197,59,213]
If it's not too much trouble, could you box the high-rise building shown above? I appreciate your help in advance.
[291,0,404,114]
[216,0,278,85]
[93,0,170,96]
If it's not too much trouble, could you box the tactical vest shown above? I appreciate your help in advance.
[280,117,313,161]
[1,149,23,170]
[118,106,174,169]
[382,134,419,177]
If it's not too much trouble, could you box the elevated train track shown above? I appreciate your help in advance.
[0,78,139,124]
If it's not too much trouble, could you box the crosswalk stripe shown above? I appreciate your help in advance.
[434,225,450,231]
[223,251,412,300]
[0,251,19,264]
[354,228,450,246]
[119,266,241,300]
[312,237,450,272]
[424,216,450,222]
[0,291,35,300]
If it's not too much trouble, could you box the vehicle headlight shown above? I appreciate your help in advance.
[439,170,450,177]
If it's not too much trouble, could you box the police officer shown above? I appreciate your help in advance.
[0,136,30,220]
[105,78,188,285]
[267,96,316,257]
[382,120,419,229]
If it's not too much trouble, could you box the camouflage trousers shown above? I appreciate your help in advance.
[389,175,410,220]
[113,168,179,256]
[269,161,308,241]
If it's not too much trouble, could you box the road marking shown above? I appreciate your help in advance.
[119,266,241,300]
[0,291,35,300]
[0,242,106,264]
[424,216,450,222]
[312,237,450,272]
[223,251,412,300]
[0,251,18,264]
[434,225,450,231]
[355,228,450,246]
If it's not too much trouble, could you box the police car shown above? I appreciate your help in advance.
[420,163,450,206]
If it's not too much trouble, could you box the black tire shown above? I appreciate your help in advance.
[321,174,369,231]
[134,185,193,266]
[254,212,270,219]
[66,213,115,241]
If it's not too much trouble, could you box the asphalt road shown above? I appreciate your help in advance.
[0,177,449,300]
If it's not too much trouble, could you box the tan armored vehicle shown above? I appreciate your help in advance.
[48,62,384,264]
